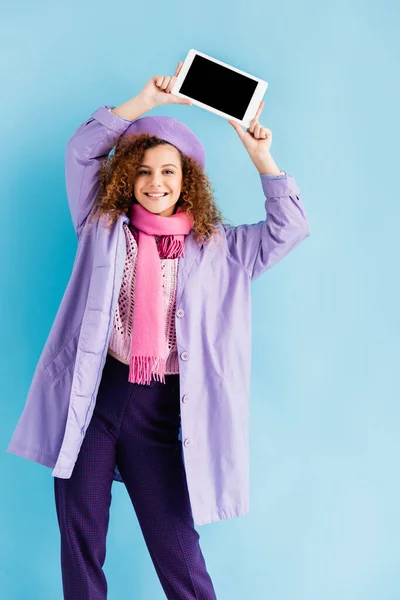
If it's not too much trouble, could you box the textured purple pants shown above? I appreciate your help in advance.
[54,352,217,600]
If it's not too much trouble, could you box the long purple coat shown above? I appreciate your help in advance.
[6,105,310,526]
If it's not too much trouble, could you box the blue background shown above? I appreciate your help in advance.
[2,0,399,598]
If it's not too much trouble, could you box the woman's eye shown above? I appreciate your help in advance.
[138,170,174,175]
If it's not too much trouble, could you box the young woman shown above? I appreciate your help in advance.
[7,61,310,599]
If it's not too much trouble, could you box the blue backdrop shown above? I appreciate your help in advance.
[2,0,399,598]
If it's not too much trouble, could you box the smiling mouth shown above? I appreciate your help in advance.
[144,192,169,197]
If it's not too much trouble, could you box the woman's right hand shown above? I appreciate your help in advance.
[138,61,192,108]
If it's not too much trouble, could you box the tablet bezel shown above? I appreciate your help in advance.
[171,49,268,128]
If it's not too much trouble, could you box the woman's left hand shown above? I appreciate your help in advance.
[228,100,272,158]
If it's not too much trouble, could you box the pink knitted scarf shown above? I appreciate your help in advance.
[128,202,194,385]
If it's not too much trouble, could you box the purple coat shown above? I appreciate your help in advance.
[6,105,310,526]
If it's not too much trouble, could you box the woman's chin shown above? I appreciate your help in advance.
[133,197,179,217]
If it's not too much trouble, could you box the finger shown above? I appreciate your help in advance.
[176,97,192,105]
[163,72,191,104]
[254,100,264,122]
[159,76,171,91]
[174,61,183,78]
[249,100,264,131]
[253,123,262,138]
[166,76,177,93]
[155,76,168,90]
[248,120,256,134]
[169,93,192,105]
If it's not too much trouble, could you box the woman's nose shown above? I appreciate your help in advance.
[150,175,164,186]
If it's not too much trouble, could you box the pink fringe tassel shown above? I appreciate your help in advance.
[129,355,167,385]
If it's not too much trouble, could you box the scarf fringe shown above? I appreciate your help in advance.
[128,355,167,385]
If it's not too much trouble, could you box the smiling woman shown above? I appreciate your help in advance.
[87,128,227,243]
[133,144,183,217]
[6,49,312,598]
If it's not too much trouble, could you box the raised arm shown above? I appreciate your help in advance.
[223,172,310,280]
[65,105,135,239]
[225,98,311,280]
[66,61,192,239]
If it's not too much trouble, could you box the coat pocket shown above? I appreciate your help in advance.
[42,326,81,383]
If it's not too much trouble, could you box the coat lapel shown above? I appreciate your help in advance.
[176,230,204,307]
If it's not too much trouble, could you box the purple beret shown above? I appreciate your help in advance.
[121,115,206,170]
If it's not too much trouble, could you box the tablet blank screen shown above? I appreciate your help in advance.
[180,55,258,120]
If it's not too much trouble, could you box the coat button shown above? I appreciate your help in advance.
[181,351,189,361]
[183,438,192,447]
[176,308,185,318]
[182,394,189,403]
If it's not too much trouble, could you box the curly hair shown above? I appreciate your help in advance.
[87,132,231,246]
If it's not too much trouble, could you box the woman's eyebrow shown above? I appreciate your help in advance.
[139,163,177,168]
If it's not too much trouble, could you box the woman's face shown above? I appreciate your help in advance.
[133,144,183,217]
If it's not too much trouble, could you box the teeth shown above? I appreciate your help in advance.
[146,193,167,197]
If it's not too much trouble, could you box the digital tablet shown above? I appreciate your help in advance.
[171,49,268,128]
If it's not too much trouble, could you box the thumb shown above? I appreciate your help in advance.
[169,94,192,106]
[228,119,245,141]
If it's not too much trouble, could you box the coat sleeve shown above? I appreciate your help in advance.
[65,105,133,239]
[222,172,311,281]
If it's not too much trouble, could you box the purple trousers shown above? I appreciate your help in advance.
[54,352,217,600]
